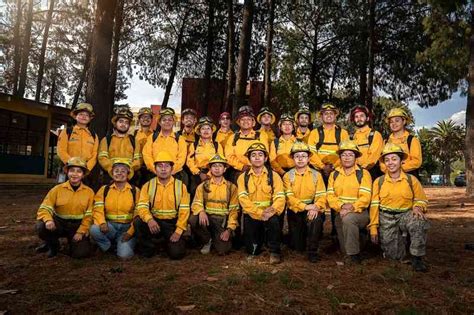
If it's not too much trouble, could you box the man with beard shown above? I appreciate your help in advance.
[98,108,141,184]
[179,108,198,145]
[349,105,383,178]
[294,106,312,143]
[135,107,154,186]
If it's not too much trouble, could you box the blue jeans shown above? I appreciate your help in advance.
[90,222,136,259]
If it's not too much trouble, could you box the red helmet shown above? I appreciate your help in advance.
[350,105,372,122]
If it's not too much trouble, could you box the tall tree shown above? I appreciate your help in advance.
[73,30,93,109]
[366,0,376,110]
[202,0,216,115]
[107,0,125,113]
[225,0,236,112]
[466,3,474,195]
[263,0,275,108]
[12,0,22,95]
[35,0,55,102]
[17,0,33,98]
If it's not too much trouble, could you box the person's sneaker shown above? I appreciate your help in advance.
[269,253,281,265]
[308,253,320,263]
[47,245,58,258]
[350,254,362,265]
[35,243,49,253]
[412,256,428,272]
[200,239,212,255]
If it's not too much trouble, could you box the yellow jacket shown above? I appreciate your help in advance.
[186,139,224,175]
[92,183,140,236]
[259,127,276,147]
[57,126,99,171]
[352,125,384,170]
[283,167,327,213]
[135,177,190,235]
[37,181,94,234]
[308,125,349,169]
[327,166,372,213]
[237,168,286,220]
[224,130,269,171]
[142,132,188,174]
[215,128,234,151]
[380,130,422,173]
[181,129,195,145]
[296,128,311,143]
[369,172,428,236]
[98,133,141,173]
[135,128,153,154]
[269,135,297,175]
[191,178,239,230]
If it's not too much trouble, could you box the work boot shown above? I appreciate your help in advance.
[308,253,320,263]
[200,239,212,255]
[47,241,59,258]
[349,254,362,265]
[35,242,49,253]
[412,256,428,272]
[269,253,281,265]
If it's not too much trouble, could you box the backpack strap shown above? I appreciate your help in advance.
[255,131,261,140]
[226,181,232,210]
[316,126,324,151]
[174,179,182,211]
[407,134,414,151]
[128,134,136,150]
[103,184,111,202]
[309,168,319,185]
[274,137,280,152]
[202,179,211,210]
[378,175,385,191]
[335,126,341,144]
[130,185,137,208]
[66,126,73,140]
[355,169,363,185]
[332,170,340,182]
[244,170,250,192]
[148,177,158,209]
[152,129,160,142]
[232,132,240,146]
[368,130,375,146]
[288,168,296,184]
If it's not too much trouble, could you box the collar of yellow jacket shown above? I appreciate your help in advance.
[297,128,310,135]
[156,176,175,187]
[158,131,177,139]
[73,125,93,135]
[249,167,269,176]
[384,171,409,183]
[260,127,274,134]
[198,138,215,146]
[210,177,228,186]
[62,181,85,191]
[279,135,296,142]
[218,128,233,135]
[355,125,371,134]
[239,129,257,138]
[295,167,314,176]
[139,128,153,136]
[334,165,362,176]
[110,182,133,191]
[389,129,410,141]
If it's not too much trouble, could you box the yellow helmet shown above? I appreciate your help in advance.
[294,105,311,121]
[208,154,227,165]
[109,158,134,180]
[138,107,153,118]
[71,103,95,118]
[63,157,89,175]
[290,141,312,156]
[245,142,268,157]
[379,143,408,162]
[257,107,276,125]
[111,108,134,125]
[317,102,340,119]
[385,107,412,125]
[194,116,217,135]
[336,140,362,158]
[157,107,177,121]
[278,113,296,129]
[154,151,175,165]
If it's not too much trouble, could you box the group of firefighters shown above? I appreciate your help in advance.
[35,101,430,272]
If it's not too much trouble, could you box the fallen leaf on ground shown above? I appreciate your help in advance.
[326,284,334,290]
[206,277,218,282]
[176,305,195,311]
[336,261,344,266]
[0,289,19,295]
[340,303,355,309]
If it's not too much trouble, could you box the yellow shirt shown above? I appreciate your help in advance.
[237,168,286,220]
[92,183,140,236]
[327,166,372,213]
[135,128,153,154]
[215,128,234,151]
[37,181,94,234]
[57,125,99,171]
[224,130,269,171]
[135,177,190,235]
[98,134,141,173]
[369,172,428,235]
[142,131,188,174]
[259,127,277,147]
[186,139,224,175]
[269,135,297,175]
[283,167,327,213]
[296,128,311,143]
[352,125,384,170]
[191,178,239,230]
[308,125,350,169]
[181,129,196,145]
[380,130,422,173]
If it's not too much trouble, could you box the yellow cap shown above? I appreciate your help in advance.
[111,108,134,125]
[71,103,95,118]
[278,113,296,129]
[257,107,276,125]
[245,142,268,157]
[195,116,217,135]
[294,106,311,121]
[63,157,89,175]
[154,151,175,165]
[208,154,227,165]
[109,158,134,180]
[379,143,408,162]
[385,108,412,124]
[317,102,340,119]
[337,140,362,158]
[290,142,312,156]
[157,107,177,121]
[138,107,153,118]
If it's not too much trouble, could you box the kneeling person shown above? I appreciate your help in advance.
[36,157,94,258]
[134,152,190,259]
[190,154,239,255]
[90,159,139,259]
[283,143,327,263]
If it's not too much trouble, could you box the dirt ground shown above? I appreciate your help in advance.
[0,187,473,314]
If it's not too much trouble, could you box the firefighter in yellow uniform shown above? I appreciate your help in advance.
[381,108,422,177]
[142,107,188,180]
[349,105,384,178]
[98,108,141,183]
[327,141,372,264]
[36,157,94,258]
[237,142,286,264]
[135,107,154,186]
[90,159,139,259]
[190,154,239,255]
[283,142,327,263]
[134,152,190,259]
[269,113,298,176]
[225,106,269,182]
[370,143,429,272]
[295,106,312,143]
[179,108,198,145]
[57,103,99,174]
[257,107,277,146]
[215,112,234,152]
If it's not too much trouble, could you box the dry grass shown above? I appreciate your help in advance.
[0,187,473,314]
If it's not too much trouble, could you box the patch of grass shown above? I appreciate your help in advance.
[248,269,272,285]
[207,266,220,276]
[278,271,304,290]
[163,272,177,282]
[381,266,412,283]
[224,274,241,287]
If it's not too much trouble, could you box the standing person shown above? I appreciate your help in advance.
[179,108,198,145]
[135,107,154,186]
[98,108,141,184]
[257,107,277,146]
[327,141,372,264]
[381,108,422,177]
[294,106,312,143]
[269,113,298,176]
[215,112,234,152]
[134,152,190,259]
[349,105,384,178]
[370,143,429,272]
[237,142,286,264]
[189,154,239,255]
[90,159,139,259]
[283,142,327,262]
[36,157,94,258]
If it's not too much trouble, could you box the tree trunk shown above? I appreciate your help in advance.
[263,0,275,108]
[17,0,34,98]
[444,163,452,186]
[162,9,189,109]
[465,5,474,196]
[224,0,235,113]
[329,55,341,100]
[366,0,376,111]
[107,0,124,117]
[308,27,318,111]
[35,0,55,102]
[86,0,117,138]
[202,0,215,115]
[234,0,254,117]
[72,30,93,109]
[12,0,22,95]
[49,74,56,106]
